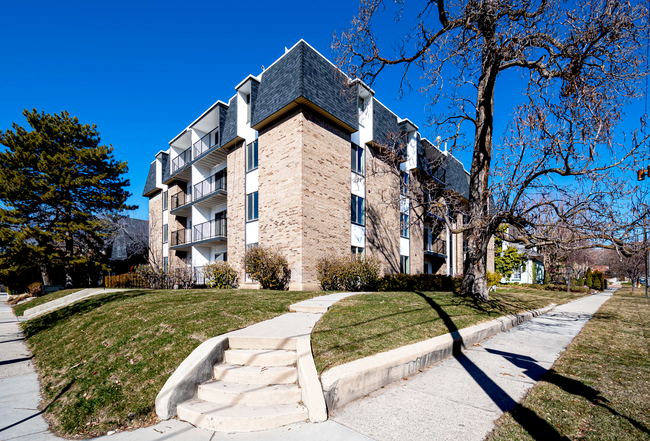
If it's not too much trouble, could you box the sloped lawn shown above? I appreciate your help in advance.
[312,288,588,373]
[21,288,319,437]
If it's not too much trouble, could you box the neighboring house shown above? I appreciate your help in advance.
[500,233,545,284]
[142,40,494,290]
[107,217,149,274]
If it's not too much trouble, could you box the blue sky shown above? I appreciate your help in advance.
[1,0,646,219]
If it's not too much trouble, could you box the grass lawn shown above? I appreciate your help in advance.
[12,289,83,316]
[311,287,588,374]
[486,286,650,440]
[21,288,319,437]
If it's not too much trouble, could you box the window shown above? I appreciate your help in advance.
[351,194,365,225]
[163,257,168,273]
[358,95,366,112]
[245,93,251,123]
[400,171,409,196]
[512,267,522,280]
[351,246,365,256]
[214,252,227,262]
[162,191,168,211]
[400,255,409,274]
[246,192,259,222]
[400,213,409,238]
[351,143,364,175]
[246,140,258,172]
[163,224,168,243]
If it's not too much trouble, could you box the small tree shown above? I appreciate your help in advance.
[244,246,291,290]
[203,261,239,289]
[585,268,594,289]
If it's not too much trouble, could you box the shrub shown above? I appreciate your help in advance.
[104,273,146,288]
[27,282,43,297]
[203,262,239,289]
[376,273,456,292]
[592,270,603,290]
[487,271,502,288]
[585,268,593,288]
[244,246,291,290]
[317,255,380,291]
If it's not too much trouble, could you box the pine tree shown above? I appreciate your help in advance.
[585,268,594,289]
[0,109,133,287]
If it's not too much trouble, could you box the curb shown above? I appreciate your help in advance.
[320,303,557,412]
[22,288,131,319]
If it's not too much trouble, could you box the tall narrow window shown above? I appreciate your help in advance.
[246,140,258,172]
[246,192,259,222]
[400,256,409,274]
[400,171,409,196]
[351,143,364,175]
[162,191,168,211]
[163,224,168,243]
[351,246,365,256]
[245,93,251,123]
[163,257,168,273]
[400,214,409,238]
[351,194,365,225]
[358,95,366,112]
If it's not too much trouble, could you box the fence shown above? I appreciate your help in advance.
[104,273,148,289]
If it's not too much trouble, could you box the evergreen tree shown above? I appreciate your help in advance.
[585,268,594,289]
[0,109,133,287]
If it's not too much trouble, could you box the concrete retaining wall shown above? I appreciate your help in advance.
[320,304,556,411]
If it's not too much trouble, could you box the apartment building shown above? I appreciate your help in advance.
[142,40,493,290]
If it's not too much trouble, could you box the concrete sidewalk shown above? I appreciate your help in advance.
[329,291,614,441]
[0,289,613,441]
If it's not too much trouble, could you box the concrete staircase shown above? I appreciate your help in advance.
[176,339,308,432]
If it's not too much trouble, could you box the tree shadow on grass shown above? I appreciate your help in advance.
[414,291,570,440]
[491,352,650,438]
[21,290,149,338]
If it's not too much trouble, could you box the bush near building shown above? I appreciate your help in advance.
[316,255,380,291]
[244,246,290,290]
[202,262,239,289]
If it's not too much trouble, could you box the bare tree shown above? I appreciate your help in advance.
[334,0,649,300]
[606,245,646,292]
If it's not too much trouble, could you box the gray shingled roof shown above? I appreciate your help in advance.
[142,162,157,197]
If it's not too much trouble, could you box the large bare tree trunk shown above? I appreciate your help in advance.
[40,263,51,286]
[461,23,499,301]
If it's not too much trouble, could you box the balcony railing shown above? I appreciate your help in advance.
[171,147,192,174]
[429,166,446,184]
[193,127,219,159]
[195,266,206,285]
[170,191,187,210]
[425,237,446,255]
[194,218,227,242]
[171,228,192,247]
[194,169,227,200]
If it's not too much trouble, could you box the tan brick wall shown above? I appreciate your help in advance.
[148,191,163,268]
[366,147,401,275]
[409,172,425,275]
[167,182,186,268]
[227,142,246,282]
[258,111,305,288]
[301,110,350,287]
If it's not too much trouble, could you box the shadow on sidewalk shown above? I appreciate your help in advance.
[0,379,75,434]
[414,292,570,440]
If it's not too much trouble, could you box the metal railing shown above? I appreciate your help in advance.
[171,228,192,246]
[194,169,227,200]
[194,218,227,242]
[194,266,206,285]
[170,191,187,210]
[193,127,219,159]
[171,147,192,174]
[425,237,446,255]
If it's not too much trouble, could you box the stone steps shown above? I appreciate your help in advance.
[176,337,308,432]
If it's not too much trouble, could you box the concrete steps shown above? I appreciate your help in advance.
[176,338,308,432]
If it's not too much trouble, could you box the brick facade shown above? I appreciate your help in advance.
[227,142,246,282]
[148,191,163,267]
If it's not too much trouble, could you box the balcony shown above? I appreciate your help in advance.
[171,228,192,248]
[193,127,219,160]
[171,146,192,180]
[430,166,446,185]
[193,218,227,245]
[424,237,447,257]
[169,169,227,215]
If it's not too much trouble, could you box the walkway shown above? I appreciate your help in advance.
[0,289,613,440]
[329,291,613,441]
